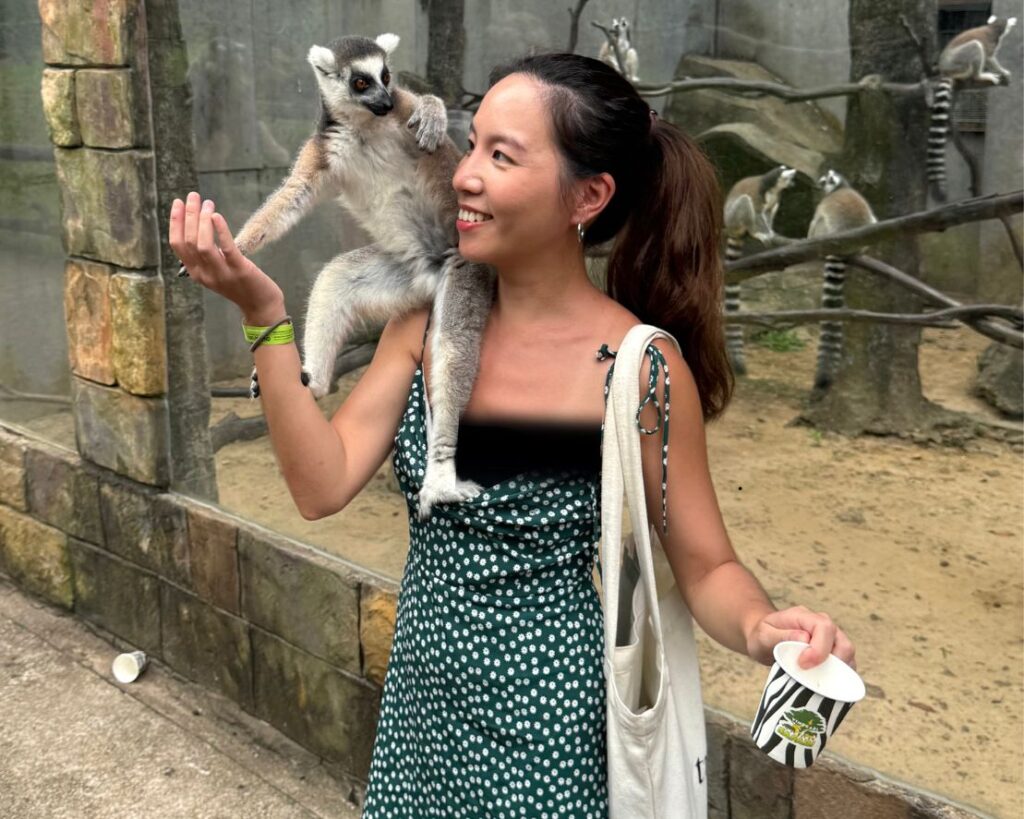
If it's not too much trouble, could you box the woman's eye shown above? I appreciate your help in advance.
[492,149,509,162]
[463,140,474,156]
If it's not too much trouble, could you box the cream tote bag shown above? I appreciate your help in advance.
[598,323,709,819]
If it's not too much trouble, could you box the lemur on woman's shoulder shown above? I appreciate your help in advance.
[200,33,497,520]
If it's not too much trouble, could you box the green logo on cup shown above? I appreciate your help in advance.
[774,708,826,747]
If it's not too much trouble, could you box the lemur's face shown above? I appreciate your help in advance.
[308,42,394,117]
[453,73,580,269]
[818,170,843,193]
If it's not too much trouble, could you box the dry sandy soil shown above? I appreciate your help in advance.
[15,322,1023,817]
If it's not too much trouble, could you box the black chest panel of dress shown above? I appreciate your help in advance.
[454,416,602,487]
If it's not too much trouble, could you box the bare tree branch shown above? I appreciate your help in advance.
[726,303,1022,332]
[566,0,592,54]
[210,343,377,401]
[210,411,266,452]
[847,254,1024,349]
[726,190,1023,279]
[998,213,1024,269]
[633,73,928,102]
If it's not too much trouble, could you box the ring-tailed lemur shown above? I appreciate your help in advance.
[227,33,496,520]
[928,15,1017,201]
[807,170,877,391]
[597,17,640,83]
[722,166,797,375]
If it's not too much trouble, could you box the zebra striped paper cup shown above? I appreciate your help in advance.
[750,640,865,768]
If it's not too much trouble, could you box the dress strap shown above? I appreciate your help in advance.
[419,307,432,366]
[597,342,671,536]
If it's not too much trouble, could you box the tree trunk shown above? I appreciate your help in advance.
[426,0,466,107]
[799,0,955,439]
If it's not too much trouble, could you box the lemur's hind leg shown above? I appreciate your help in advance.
[417,251,496,521]
[302,244,433,398]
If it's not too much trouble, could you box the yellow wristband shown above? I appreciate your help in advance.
[242,322,294,345]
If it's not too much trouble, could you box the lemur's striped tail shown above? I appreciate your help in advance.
[814,255,846,391]
[724,236,746,375]
[927,78,953,202]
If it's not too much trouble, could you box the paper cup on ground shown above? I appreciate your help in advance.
[112,650,149,683]
[750,640,865,768]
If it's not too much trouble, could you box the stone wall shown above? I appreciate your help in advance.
[0,420,987,815]
[37,0,216,499]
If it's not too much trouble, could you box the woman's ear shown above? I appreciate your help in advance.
[572,172,616,227]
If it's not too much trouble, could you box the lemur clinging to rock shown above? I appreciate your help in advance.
[228,33,497,520]
[722,166,797,376]
[928,15,1017,201]
[807,170,877,391]
[597,17,640,83]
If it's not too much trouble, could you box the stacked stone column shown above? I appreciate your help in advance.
[37,0,215,497]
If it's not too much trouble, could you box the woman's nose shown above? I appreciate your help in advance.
[453,156,482,194]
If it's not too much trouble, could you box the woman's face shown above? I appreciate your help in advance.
[452,73,575,267]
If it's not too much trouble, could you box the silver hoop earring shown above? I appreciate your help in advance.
[577,222,585,245]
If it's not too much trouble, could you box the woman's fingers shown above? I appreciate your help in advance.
[800,615,836,669]
[183,192,201,259]
[169,197,199,278]
[212,212,244,272]
[196,199,217,265]
[832,628,857,670]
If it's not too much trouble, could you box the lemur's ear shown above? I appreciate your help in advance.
[308,45,337,75]
[375,33,400,55]
[988,14,998,24]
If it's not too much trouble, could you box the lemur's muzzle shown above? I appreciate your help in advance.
[365,90,394,116]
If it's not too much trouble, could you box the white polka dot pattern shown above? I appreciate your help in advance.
[362,343,669,817]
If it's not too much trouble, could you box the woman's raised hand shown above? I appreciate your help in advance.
[169,191,286,324]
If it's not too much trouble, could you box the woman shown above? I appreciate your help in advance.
[170,52,856,816]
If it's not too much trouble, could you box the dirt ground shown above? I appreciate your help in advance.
[14,322,1023,817]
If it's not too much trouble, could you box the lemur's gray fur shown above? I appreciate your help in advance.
[928,16,1017,201]
[597,17,640,82]
[807,170,877,391]
[231,33,496,520]
[721,165,797,376]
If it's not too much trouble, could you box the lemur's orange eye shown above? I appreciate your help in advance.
[382,71,390,85]
[353,78,369,91]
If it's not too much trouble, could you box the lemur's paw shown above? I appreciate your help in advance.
[416,475,484,521]
[407,96,447,153]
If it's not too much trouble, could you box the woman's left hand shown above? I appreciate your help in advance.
[745,605,857,671]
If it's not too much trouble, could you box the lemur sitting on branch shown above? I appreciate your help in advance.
[227,33,496,520]
[722,166,797,376]
[807,170,877,392]
[928,15,1017,201]
[597,17,640,83]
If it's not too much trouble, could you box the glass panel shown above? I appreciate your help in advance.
[0,0,73,449]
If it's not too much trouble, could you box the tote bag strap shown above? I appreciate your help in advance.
[600,324,684,662]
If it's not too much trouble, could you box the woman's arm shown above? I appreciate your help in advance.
[637,339,856,670]
[169,192,423,521]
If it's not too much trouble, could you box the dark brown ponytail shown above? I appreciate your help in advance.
[607,119,734,422]
[489,53,734,422]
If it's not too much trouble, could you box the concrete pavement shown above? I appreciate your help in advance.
[0,573,363,818]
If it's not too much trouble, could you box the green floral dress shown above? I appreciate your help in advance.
[362,332,671,818]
